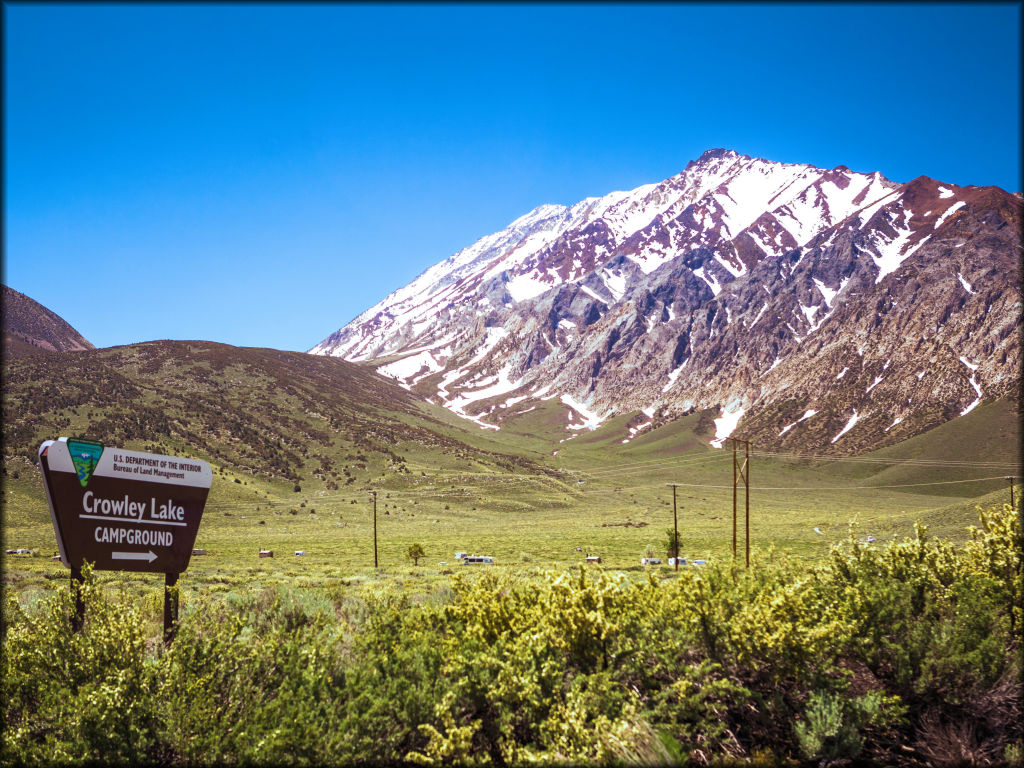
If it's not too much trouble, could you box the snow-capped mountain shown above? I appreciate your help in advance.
[311,149,1020,452]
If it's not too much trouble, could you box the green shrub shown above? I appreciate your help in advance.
[157,588,346,764]
[794,690,887,761]
[1,565,160,765]
[0,502,1018,765]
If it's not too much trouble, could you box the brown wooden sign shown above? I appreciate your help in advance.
[39,438,212,574]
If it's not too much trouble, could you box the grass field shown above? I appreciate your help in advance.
[4,389,1017,618]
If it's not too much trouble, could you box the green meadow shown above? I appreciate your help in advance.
[4,391,1017,609]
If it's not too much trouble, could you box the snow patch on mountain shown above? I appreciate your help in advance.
[935,201,966,230]
[444,364,522,429]
[693,267,722,296]
[958,356,983,416]
[831,410,861,444]
[870,208,931,283]
[710,405,746,449]
[960,381,983,416]
[779,409,817,436]
[377,349,445,383]
[601,270,627,301]
[507,272,556,302]
[777,172,892,246]
[561,394,606,431]
[813,278,839,308]
[662,360,688,393]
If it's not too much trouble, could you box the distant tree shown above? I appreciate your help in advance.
[407,543,425,565]
[664,528,680,560]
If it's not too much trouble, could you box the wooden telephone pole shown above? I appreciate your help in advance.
[728,437,751,567]
[371,490,378,568]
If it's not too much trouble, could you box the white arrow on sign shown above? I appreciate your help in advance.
[111,550,157,563]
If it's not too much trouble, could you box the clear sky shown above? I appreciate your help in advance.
[4,3,1020,352]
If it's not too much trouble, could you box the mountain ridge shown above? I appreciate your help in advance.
[311,149,1021,453]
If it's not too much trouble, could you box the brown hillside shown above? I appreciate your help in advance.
[2,285,95,356]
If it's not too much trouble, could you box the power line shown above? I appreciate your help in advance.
[653,475,1010,491]
[570,452,726,473]
[200,448,1017,511]
[566,450,1016,482]
[204,467,1011,510]
[749,449,1018,468]
[570,453,732,479]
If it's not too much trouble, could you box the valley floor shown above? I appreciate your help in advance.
[4,424,1017,604]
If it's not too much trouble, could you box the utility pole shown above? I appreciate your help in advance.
[728,437,751,567]
[732,444,737,558]
[666,484,680,570]
[371,490,378,568]
[1008,477,1016,510]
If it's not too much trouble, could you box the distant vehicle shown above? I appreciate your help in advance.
[294,551,306,556]
[668,557,686,566]
[585,556,601,563]
[455,551,467,560]
[641,557,662,565]
[462,555,494,565]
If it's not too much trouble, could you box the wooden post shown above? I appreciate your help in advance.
[673,484,679,570]
[744,439,750,568]
[728,437,751,568]
[732,440,738,559]
[372,490,378,568]
[70,566,84,632]
[163,572,179,644]
[1008,477,1015,510]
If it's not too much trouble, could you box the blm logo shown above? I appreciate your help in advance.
[67,438,103,488]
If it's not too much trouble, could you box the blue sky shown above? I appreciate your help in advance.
[4,3,1020,352]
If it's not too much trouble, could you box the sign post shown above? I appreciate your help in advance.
[38,438,212,641]
[164,573,179,643]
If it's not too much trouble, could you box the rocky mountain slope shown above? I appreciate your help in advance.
[311,149,1021,453]
[2,285,95,356]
